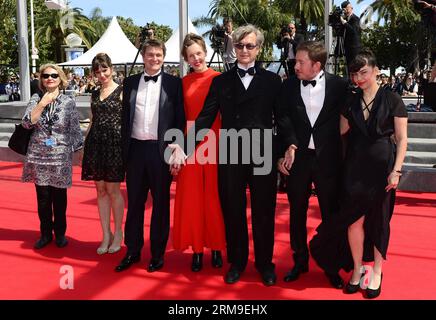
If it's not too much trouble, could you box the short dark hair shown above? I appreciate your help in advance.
[296,41,327,69]
[92,53,113,72]
[341,1,351,9]
[141,39,166,57]
[349,48,377,73]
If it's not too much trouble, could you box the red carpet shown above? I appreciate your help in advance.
[0,161,435,300]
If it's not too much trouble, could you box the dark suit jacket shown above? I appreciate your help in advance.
[290,34,304,56]
[121,72,185,164]
[187,65,282,158]
[276,72,348,175]
[344,13,362,52]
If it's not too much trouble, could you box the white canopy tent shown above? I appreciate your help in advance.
[164,17,221,64]
[59,17,140,66]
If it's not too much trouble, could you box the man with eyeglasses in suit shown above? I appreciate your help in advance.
[170,24,282,286]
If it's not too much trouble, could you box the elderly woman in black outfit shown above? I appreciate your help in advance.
[310,49,408,299]
[22,64,83,249]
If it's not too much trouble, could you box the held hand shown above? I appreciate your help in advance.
[385,171,401,192]
[340,16,347,24]
[167,143,186,167]
[170,164,181,176]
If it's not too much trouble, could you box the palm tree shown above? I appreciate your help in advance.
[88,7,110,42]
[34,1,96,62]
[274,0,325,34]
[357,0,419,24]
[195,0,292,60]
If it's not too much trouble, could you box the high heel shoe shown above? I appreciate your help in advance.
[191,253,203,272]
[366,273,383,299]
[108,230,123,254]
[211,250,223,268]
[344,272,365,294]
[97,233,113,255]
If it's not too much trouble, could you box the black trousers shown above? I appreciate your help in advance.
[286,150,340,266]
[35,184,67,238]
[286,59,296,76]
[218,163,277,273]
[125,139,172,259]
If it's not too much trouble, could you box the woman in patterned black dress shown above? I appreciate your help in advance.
[310,50,408,298]
[22,64,83,249]
[81,53,125,255]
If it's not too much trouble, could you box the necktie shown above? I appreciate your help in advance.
[237,67,256,78]
[144,74,160,82]
[302,79,317,87]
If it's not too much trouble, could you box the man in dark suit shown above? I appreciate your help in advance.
[340,1,362,71]
[283,23,304,77]
[115,39,185,273]
[276,41,348,289]
[171,24,281,286]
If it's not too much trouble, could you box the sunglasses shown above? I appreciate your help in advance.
[42,73,59,79]
[234,43,258,51]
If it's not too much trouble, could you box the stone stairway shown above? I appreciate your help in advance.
[400,112,436,192]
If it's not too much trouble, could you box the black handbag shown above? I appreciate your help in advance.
[8,123,34,155]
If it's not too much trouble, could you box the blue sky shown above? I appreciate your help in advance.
[69,0,372,34]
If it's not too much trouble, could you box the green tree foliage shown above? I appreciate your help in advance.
[0,1,173,66]
[195,0,292,60]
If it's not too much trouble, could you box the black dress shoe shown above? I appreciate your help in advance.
[147,258,164,273]
[224,265,241,284]
[55,236,68,248]
[34,236,52,249]
[115,254,141,272]
[260,269,277,287]
[366,273,383,299]
[211,250,223,268]
[191,253,203,272]
[283,264,308,282]
[325,272,344,289]
[344,273,364,294]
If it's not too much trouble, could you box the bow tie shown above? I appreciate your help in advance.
[144,74,160,82]
[237,67,256,78]
[302,79,316,87]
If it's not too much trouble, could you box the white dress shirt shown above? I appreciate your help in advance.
[237,62,255,90]
[301,71,326,149]
[131,71,162,140]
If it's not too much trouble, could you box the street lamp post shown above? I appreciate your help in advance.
[17,0,31,102]
[179,0,188,77]
[30,0,38,74]
[325,0,333,73]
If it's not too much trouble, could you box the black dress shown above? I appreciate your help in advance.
[81,85,125,182]
[309,87,408,274]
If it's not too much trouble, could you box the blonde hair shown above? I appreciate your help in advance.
[181,33,207,61]
[38,64,68,92]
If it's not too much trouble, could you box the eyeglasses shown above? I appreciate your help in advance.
[42,73,59,79]
[234,43,258,51]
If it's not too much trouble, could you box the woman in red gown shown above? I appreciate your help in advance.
[173,33,226,272]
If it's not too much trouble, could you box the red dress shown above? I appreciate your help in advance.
[173,68,226,253]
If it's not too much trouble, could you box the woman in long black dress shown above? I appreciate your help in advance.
[81,53,125,255]
[310,49,408,298]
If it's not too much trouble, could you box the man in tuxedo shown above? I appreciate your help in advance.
[171,24,281,286]
[276,41,348,289]
[340,1,362,72]
[115,39,185,273]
